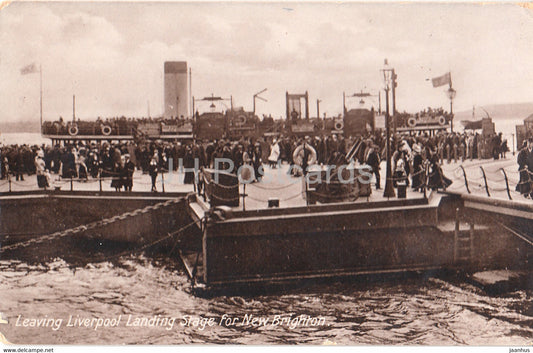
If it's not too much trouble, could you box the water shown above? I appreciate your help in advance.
[0,249,532,345]
[0,132,49,146]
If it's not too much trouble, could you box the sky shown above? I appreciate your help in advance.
[1,1,533,124]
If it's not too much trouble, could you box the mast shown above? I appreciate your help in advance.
[73,95,76,122]
[189,68,192,119]
[39,64,43,130]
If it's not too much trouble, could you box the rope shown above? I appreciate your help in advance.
[281,192,306,201]
[498,223,533,247]
[207,193,240,202]
[202,174,239,189]
[247,181,299,190]
[0,198,184,253]
[95,217,204,261]
[245,191,305,202]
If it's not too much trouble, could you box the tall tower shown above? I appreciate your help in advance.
[164,61,188,119]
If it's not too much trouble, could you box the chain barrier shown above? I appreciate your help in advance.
[0,198,184,253]
[448,163,526,200]
[247,181,299,190]
[202,175,239,190]
[245,190,305,203]
[89,216,205,263]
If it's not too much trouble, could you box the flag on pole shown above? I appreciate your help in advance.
[431,72,451,87]
[20,63,38,75]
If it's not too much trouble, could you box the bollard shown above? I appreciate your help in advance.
[8,174,12,192]
[99,176,102,192]
[161,171,165,193]
[70,177,73,191]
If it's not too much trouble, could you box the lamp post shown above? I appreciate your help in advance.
[382,59,396,198]
[391,69,397,135]
[446,86,456,133]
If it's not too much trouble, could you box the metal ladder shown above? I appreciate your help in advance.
[453,208,475,263]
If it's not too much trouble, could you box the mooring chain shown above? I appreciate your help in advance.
[0,198,183,253]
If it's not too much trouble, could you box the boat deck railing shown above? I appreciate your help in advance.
[446,163,522,201]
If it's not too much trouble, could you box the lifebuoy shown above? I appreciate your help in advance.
[101,125,112,136]
[292,144,317,166]
[234,115,246,127]
[407,117,417,127]
[334,120,344,131]
[68,124,79,136]
[438,116,446,126]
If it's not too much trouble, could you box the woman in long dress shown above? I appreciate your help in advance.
[516,141,531,197]
[267,139,280,168]
[427,153,452,190]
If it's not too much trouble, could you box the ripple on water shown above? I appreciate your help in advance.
[0,257,531,345]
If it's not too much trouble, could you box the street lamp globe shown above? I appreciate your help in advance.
[447,87,456,101]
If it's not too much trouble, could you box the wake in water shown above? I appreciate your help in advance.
[0,253,532,345]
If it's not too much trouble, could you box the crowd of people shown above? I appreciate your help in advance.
[42,115,193,136]
[0,129,511,194]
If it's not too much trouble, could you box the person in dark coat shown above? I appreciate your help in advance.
[365,144,381,190]
[428,153,452,190]
[252,143,263,181]
[111,159,123,191]
[15,148,25,181]
[183,145,196,184]
[60,147,77,179]
[123,154,135,192]
[516,140,530,197]
[411,144,424,191]
[148,154,159,192]
[525,139,533,198]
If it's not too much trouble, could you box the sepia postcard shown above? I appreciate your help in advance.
[0,1,532,351]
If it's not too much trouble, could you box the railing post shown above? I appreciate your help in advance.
[161,170,165,193]
[242,183,246,211]
[501,168,512,200]
[423,164,428,199]
[460,165,471,194]
[304,176,309,206]
[70,177,73,191]
[8,173,12,193]
[99,174,103,192]
[453,207,460,263]
[479,166,490,197]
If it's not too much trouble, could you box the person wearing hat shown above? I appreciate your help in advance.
[148,152,159,192]
[267,138,280,168]
[123,154,135,191]
[77,148,88,181]
[34,150,49,189]
[411,143,424,192]
[516,140,530,197]
[252,142,263,181]
[365,143,381,190]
